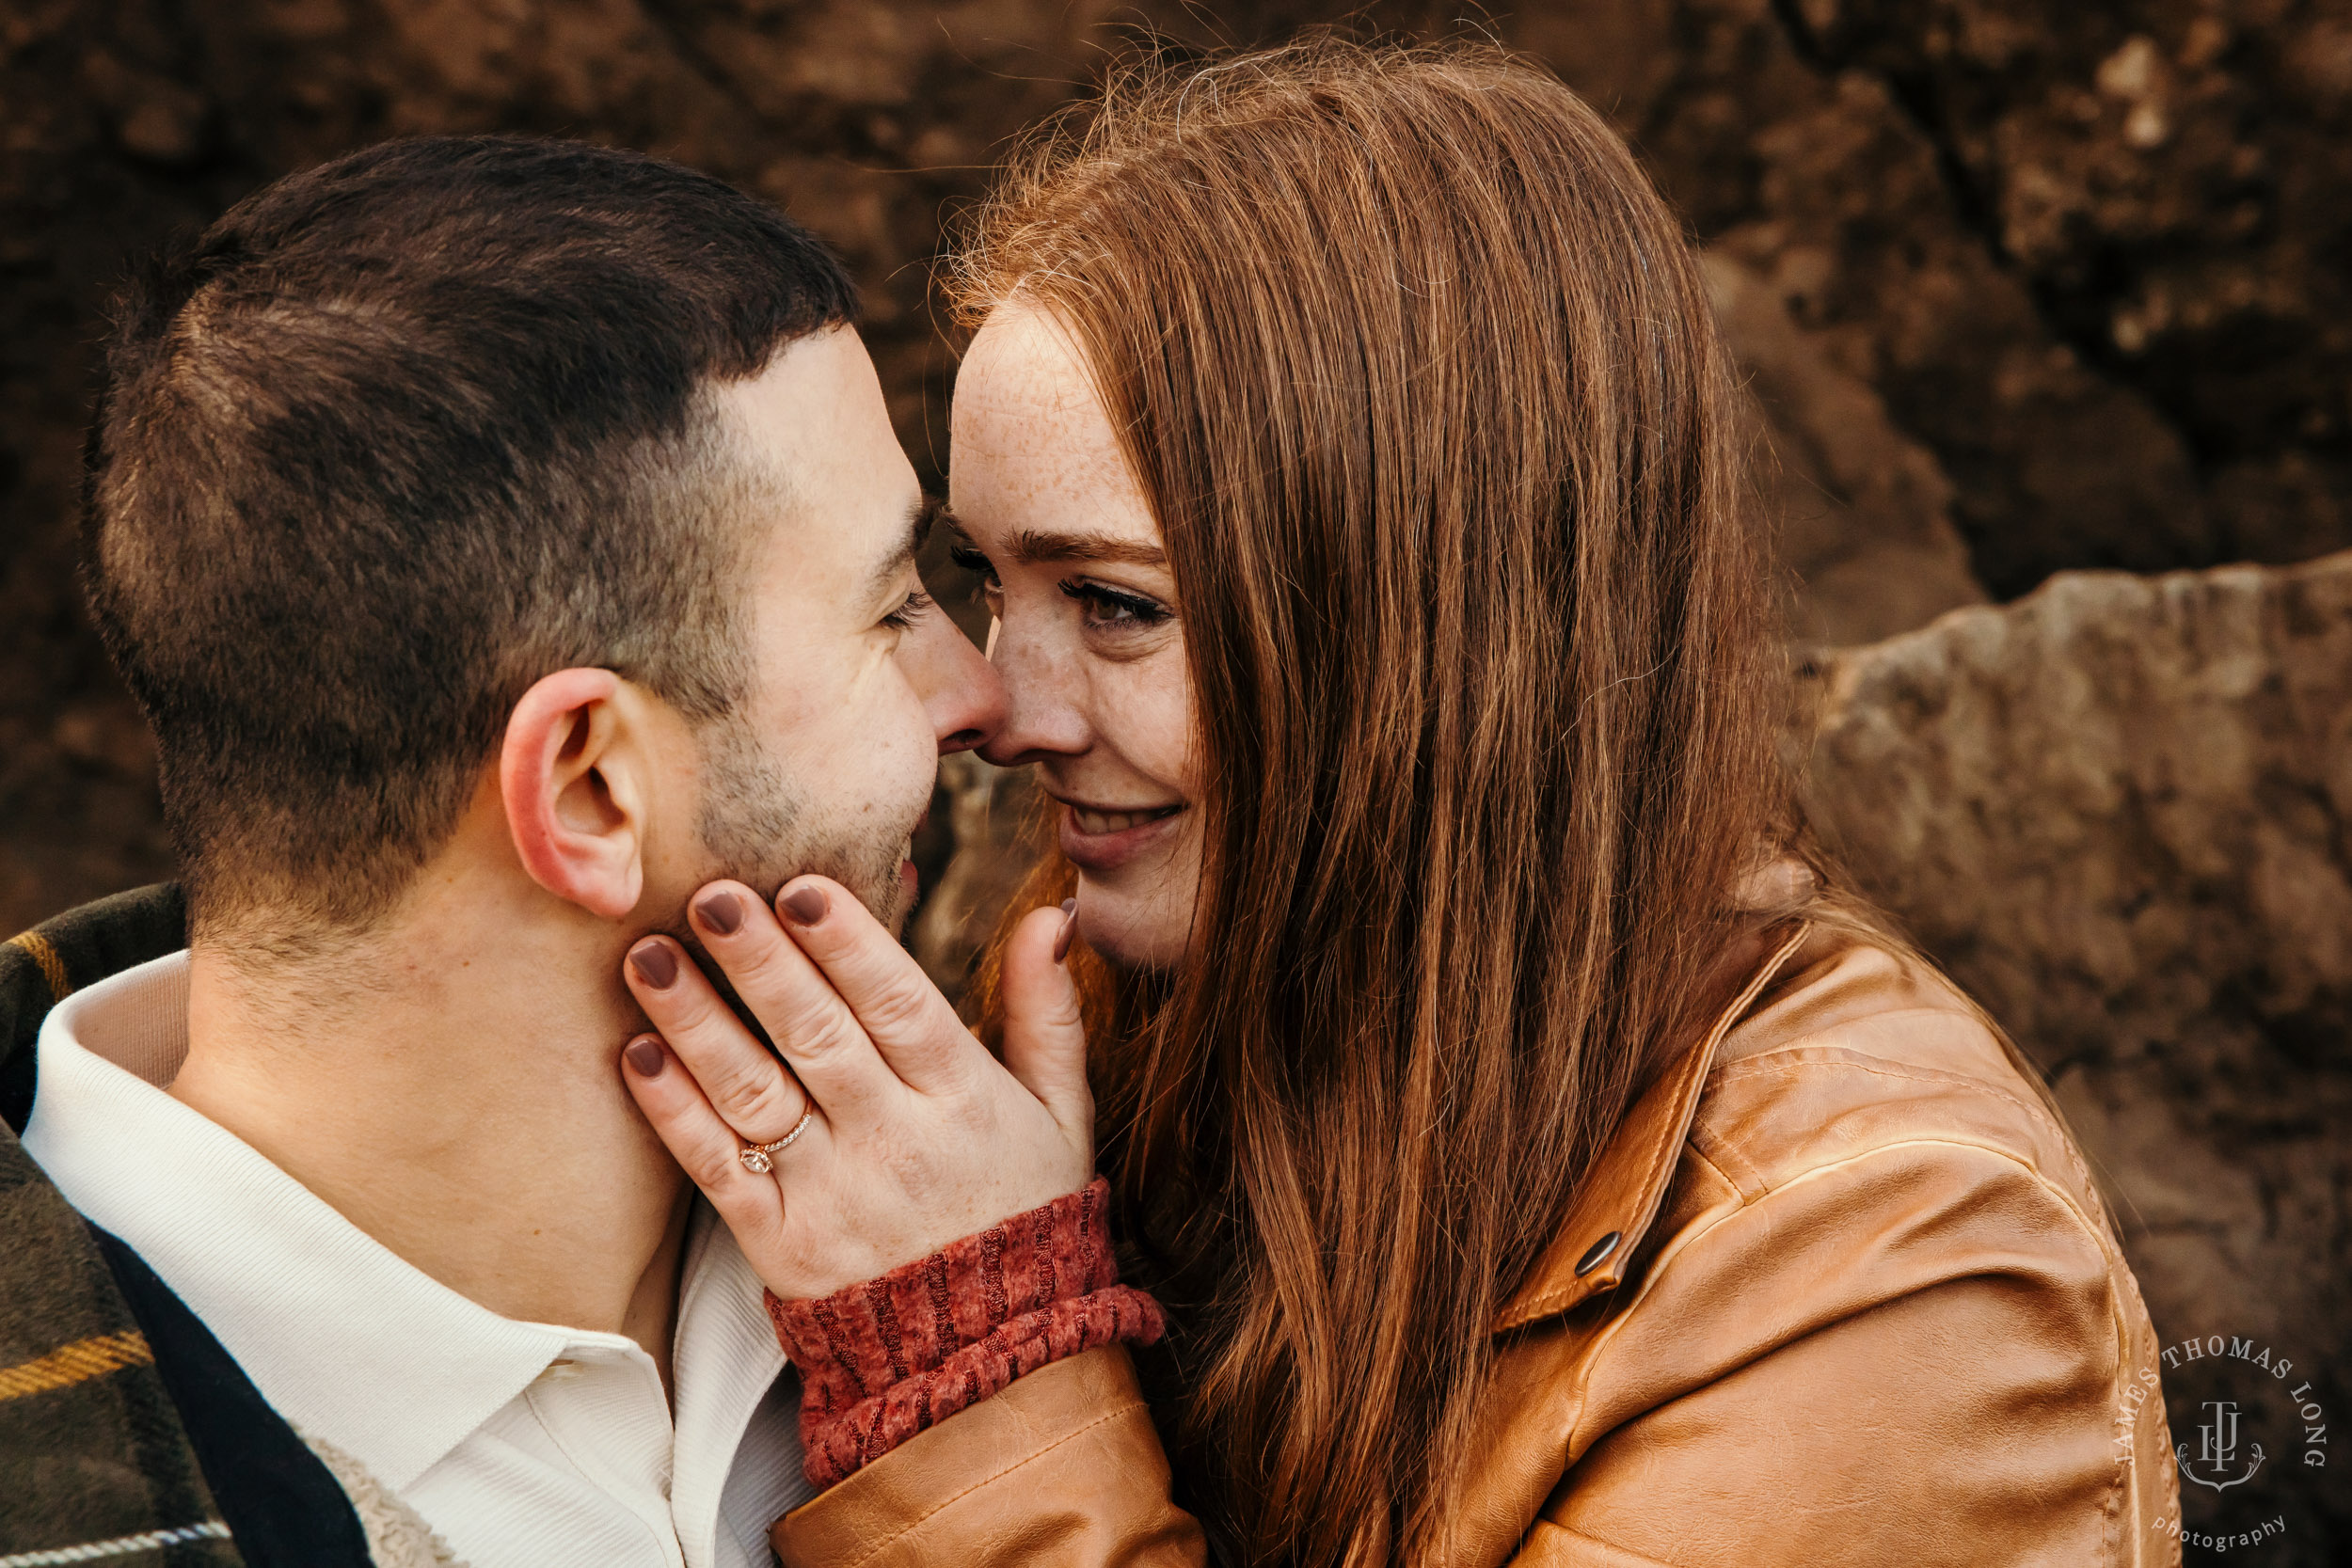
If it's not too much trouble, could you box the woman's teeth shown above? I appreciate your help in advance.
[1072,804,1179,835]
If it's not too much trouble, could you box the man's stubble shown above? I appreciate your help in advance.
[692,710,914,934]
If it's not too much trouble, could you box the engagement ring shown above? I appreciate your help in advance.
[739,1108,813,1173]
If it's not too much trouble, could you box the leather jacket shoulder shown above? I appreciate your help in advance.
[1474,923,2180,1567]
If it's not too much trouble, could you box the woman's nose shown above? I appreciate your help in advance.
[978,615,1092,768]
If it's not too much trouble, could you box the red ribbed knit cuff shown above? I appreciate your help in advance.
[765,1177,1165,1489]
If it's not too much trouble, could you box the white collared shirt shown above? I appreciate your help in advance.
[23,951,814,1568]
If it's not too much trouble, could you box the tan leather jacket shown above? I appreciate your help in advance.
[773,927,2183,1567]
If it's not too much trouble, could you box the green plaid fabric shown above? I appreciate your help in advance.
[0,883,243,1567]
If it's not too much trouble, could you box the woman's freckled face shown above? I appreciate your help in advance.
[950,301,1202,969]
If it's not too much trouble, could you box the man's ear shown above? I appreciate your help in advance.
[500,668,654,920]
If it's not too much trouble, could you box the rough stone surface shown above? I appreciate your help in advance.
[1801,549,2352,1562]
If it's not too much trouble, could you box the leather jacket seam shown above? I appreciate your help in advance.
[1695,1051,2095,1198]
[827,1396,1152,1568]
[1709,1004,1994,1084]
[1524,1515,1673,1566]
[1706,1132,2116,1270]
[1713,1011,2011,1068]
[1559,1180,1748,1461]
[1619,927,1814,1224]
[1680,1128,1760,1201]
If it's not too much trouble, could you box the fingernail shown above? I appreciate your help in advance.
[624,1037,666,1077]
[1054,897,1078,963]
[694,889,743,935]
[628,941,677,990]
[780,885,828,927]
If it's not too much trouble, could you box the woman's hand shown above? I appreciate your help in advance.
[618,875,1091,1300]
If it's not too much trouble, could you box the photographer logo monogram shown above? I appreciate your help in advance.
[2143,1332,2328,1555]
[2185,1395,2262,1492]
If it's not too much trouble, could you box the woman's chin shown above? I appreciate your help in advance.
[1069,881,1189,973]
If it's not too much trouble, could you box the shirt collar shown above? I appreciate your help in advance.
[22,947,791,1521]
[25,950,578,1487]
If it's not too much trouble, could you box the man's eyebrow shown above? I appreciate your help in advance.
[863,498,928,604]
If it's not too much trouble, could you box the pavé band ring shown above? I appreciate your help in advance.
[738,1107,814,1174]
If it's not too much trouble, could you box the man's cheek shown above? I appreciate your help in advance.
[833,692,931,816]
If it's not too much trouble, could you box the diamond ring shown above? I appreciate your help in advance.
[738,1107,814,1174]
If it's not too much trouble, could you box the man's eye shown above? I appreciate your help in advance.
[882,589,935,631]
[1059,578,1169,629]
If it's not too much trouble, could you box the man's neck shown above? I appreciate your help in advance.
[169,863,689,1378]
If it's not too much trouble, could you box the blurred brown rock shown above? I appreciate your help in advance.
[1801,547,2352,1556]
[1778,0,2352,586]
[1705,250,1986,644]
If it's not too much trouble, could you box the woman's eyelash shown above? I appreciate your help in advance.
[882,590,935,631]
[945,543,1166,627]
[1059,578,1170,626]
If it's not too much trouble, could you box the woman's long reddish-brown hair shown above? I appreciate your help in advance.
[959,38,1786,1565]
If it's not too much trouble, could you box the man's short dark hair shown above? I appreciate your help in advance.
[82,135,856,939]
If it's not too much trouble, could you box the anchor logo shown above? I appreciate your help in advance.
[2176,1399,2266,1493]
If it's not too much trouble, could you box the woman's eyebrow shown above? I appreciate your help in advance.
[1011,530,1167,567]
[935,507,1167,568]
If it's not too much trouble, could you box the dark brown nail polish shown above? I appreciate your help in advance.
[628,942,677,990]
[780,885,828,927]
[624,1037,666,1077]
[694,889,743,935]
[1054,898,1078,963]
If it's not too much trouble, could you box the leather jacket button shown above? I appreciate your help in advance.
[1574,1231,1621,1276]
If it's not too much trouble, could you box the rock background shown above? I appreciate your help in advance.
[3,2,2347,1558]
[1802,550,2352,1557]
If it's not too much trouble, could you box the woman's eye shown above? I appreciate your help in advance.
[948,545,1000,588]
[1059,578,1170,630]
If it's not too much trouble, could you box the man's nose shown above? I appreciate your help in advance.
[913,614,1008,755]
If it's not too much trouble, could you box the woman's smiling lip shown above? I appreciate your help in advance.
[898,809,930,901]
[1053,794,1186,871]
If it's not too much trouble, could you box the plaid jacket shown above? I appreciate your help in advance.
[0,886,377,1567]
